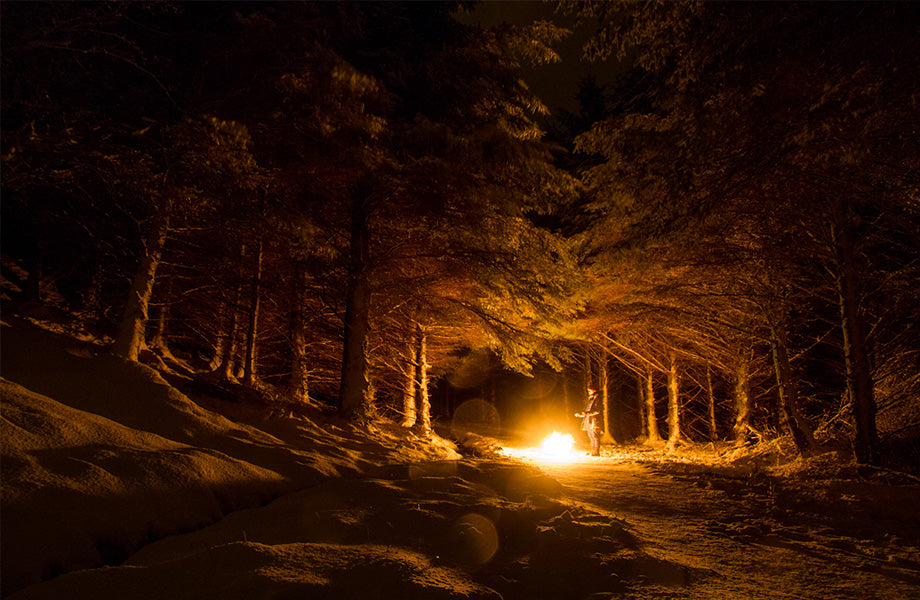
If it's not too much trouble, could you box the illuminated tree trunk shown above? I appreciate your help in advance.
[636,372,647,439]
[706,364,717,440]
[732,358,754,442]
[401,330,419,428]
[215,257,244,381]
[243,238,263,388]
[600,353,616,444]
[833,217,878,464]
[582,346,592,390]
[339,190,371,418]
[770,321,816,454]
[414,325,431,437]
[666,351,681,449]
[112,214,169,362]
[150,303,169,355]
[645,366,662,443]
[288,266,309,404]
[150,274,173,358]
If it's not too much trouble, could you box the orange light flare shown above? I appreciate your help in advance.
[501,431,587,464]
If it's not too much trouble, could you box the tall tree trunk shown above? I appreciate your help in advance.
[414,325,431,436]
[216,288,241,381]
[210,312,227,371]
[706,364,718,441]
[636,372,647,440]
[770,321,816,454]
[582,345,593,391]
[833,219,878,464]
[732,357,754,442]
[645,366,662,443]
[151,303,169,353]
[150,272,173,358]
[600,352,616,444]
[339,190,371,418]
[288,265,309,404]
[112,214,169,361]
[243,238,263,388]
[215,246,245,381]
[666,351,681,449]
[401,330,418,428]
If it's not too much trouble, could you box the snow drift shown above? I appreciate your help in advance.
[0,317,459,596]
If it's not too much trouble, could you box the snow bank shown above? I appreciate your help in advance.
[1,378,286,595]
[0,319,358,482]
[0,318,459,595]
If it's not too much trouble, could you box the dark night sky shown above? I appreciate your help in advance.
[453,1,625,115]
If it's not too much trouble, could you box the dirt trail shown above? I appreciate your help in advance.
[539,459,920,600]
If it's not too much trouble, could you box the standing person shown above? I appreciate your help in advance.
[575,386,601,456]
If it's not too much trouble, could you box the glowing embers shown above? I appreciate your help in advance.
[502,431,584,463]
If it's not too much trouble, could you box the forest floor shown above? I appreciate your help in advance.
[3,313,920,599]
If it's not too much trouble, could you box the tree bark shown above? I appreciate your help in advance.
[243,238,263,388]
[600,352,616,444]
[338,188,372,418]
[414,325,431,436]
[645,366,662,443]
[636,372,647,440]
[288,265,309,404]
[210,312,227,371]
[112,214,169,361]
[833,218,878,464]
[150,273,173,358]
[151,303,169,354]
[582,345,593,391]
[666,351,681,448]
[706,364,717,441]
[770,321,816,454]
[215,245,245,381]
[401,331,418,428]
[216,292,241,381]
[732,358,754,442]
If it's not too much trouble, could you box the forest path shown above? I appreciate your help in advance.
[538,459,920,600]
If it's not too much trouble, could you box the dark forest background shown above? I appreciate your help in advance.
[2,1,918,469]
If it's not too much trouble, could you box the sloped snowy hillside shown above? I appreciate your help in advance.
[0,316,460,596]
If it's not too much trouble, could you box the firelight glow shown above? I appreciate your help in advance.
[540,431,576,457]
[502,431,584,463]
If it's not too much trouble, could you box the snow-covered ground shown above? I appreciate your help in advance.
[540,456,920,599]
[3,316,920,599]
